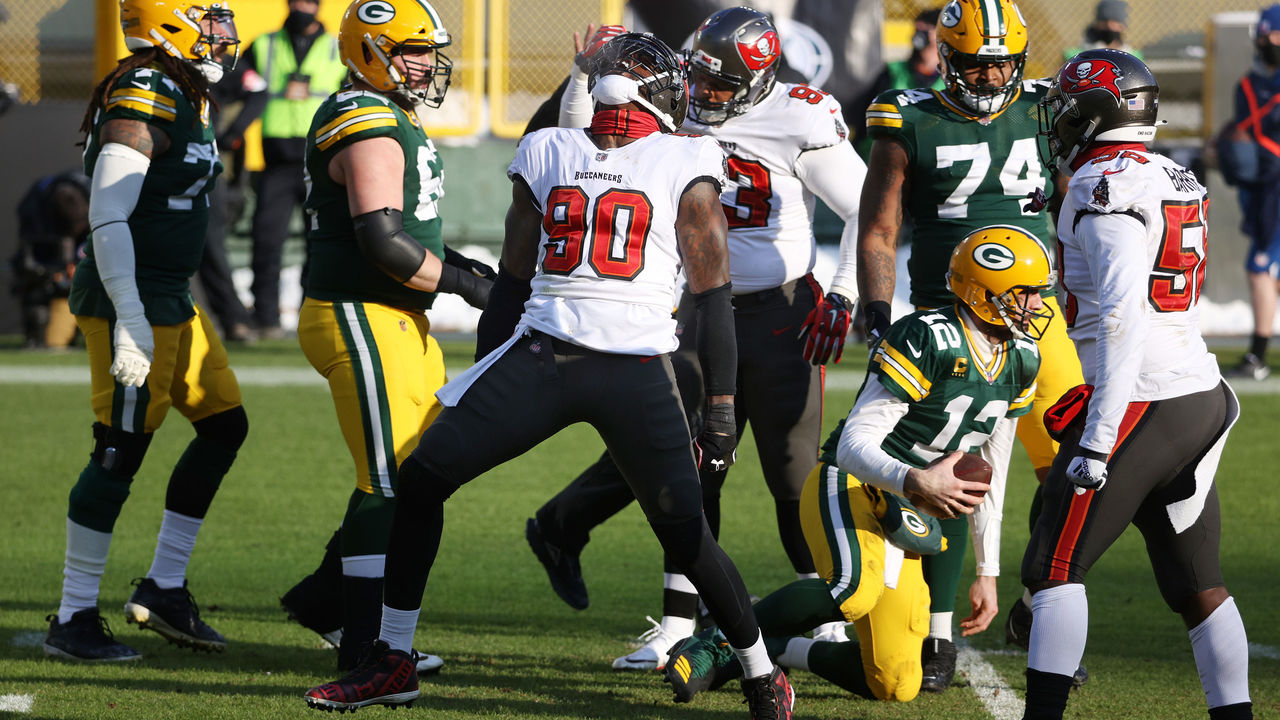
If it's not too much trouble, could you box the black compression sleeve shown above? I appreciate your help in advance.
[692,282,737,396]
[352,207,426,283]
[474,263,533,360]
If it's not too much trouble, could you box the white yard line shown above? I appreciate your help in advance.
[0,694,34,713]
[957,641,1024,720]
[1250,642,1280,660]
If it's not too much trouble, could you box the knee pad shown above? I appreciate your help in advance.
[192,405,248,451]
[68,462,134,532]
[91,422,152,479]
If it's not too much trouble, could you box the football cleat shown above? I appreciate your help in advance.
[1006,597,1090,688]
[124,577,226,652]
[44,608,141,662]
[304,640,420,712]
[281,576,344,648]
[1228,353,1271,381]
[524,517,588,610]
[740,665,794,720]
[415,651,444,676]
[613,616,680,671]
[664,629,741,703]
[920,637,957,692]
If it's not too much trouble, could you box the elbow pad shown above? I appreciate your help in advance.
[353,208,427,283]
[692,282,737,396]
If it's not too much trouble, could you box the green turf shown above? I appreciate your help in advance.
[0,338,1276,719]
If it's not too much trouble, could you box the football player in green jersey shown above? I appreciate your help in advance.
[280,0,491,674]
[856,0,1086,691]
[665,225,1048,703]
[45,0,247,663]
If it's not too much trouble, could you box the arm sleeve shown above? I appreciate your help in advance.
[795,141,865,302]
[88,143,151,320]
[969,414,1016,577]
[835,380,913,495]
[1077,211,1150,455]
[558,65,593,129]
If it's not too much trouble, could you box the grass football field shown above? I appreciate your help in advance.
[0,337,1276,719]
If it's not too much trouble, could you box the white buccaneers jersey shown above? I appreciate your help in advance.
[1057,146,1221,454]
[509,127,727,355]
[684,82,849,293]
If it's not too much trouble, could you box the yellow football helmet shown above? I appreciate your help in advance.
[339,0,453,107]
[936,0,1028,115]
[947,225,1055,340]
[120,0,239,83]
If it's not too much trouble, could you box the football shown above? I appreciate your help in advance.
[954,452,992,503]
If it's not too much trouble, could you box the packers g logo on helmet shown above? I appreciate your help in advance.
[340,0,453,107]
[355,0,395,24]
[947,225,1055,340]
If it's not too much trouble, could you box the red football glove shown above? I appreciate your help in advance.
[800,292,853,365]
[575,24,626,72]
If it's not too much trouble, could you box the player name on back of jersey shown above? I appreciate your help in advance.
[574,170,624,183]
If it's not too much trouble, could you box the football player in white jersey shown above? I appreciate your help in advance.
[1021,49,1252,720]
[527,7,868,671]
[304,33,794,719]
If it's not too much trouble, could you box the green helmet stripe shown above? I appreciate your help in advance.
[981,0,1004,46]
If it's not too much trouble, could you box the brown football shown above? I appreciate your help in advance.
[954,452,992,503]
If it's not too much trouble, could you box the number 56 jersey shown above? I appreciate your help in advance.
[509,127,727,355]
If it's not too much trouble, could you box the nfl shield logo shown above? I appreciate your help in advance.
[596,152,609,162]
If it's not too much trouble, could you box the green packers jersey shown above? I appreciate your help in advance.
[303,90,445,311]
[71,65,220,325]
[866,81,1056,307]
[856,305,1038,468]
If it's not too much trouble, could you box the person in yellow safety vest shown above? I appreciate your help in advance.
[238,0,348,338]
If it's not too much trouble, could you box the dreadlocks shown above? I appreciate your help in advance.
[80,48,214,137]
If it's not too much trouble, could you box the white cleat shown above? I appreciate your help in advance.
[415,650,444,675]
[613,616,680,671]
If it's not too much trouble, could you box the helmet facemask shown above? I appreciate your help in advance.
[188,5,239,83]
[988,284,1055,340]
[940,47,1025,116]
[379,41,452,107]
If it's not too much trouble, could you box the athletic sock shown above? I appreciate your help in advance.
[1024,668,1074,720]
[147,510,203,589]
[732,631,772,679]
[1190,596,1251,710]
[379,604,419,654]
[58,519,112,623]
[660,615,696,641]
[1249,334,1268,361]
[778,636,814,671]
[1028,584,1087,677]
[929,612,953,642]
[661,572,699,621]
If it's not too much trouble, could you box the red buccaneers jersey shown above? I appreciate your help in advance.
[508,127,727,355]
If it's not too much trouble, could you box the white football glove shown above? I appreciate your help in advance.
[1066,453,1108,491]
[110,313,154,387]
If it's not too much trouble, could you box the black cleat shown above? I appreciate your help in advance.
[124,577,226,652]
[664,630,742,703]
[281,575,344,647]
[920,637,956,692]
[1006,597,1090,688]
[44,608,141,662]
[740,666,794,720]
[525,517,588,610]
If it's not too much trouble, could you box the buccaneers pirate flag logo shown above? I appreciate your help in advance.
[1061,59,1124,104]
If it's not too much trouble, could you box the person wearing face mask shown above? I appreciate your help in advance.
[1219,4,1280,381]
[1064,0,1142,62]
[238,0,348,339]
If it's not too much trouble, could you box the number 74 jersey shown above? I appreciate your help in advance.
[867,80,1055,308]
[869,305,1039,467]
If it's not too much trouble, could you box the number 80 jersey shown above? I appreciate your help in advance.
[509,127,727,355]
[869,305,1039,467]
[867,81,1055,308]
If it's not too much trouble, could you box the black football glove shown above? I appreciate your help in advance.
[442,246,497,310]
[695,402,737,472]
[800,291,853,365]
[863,300,892,345]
